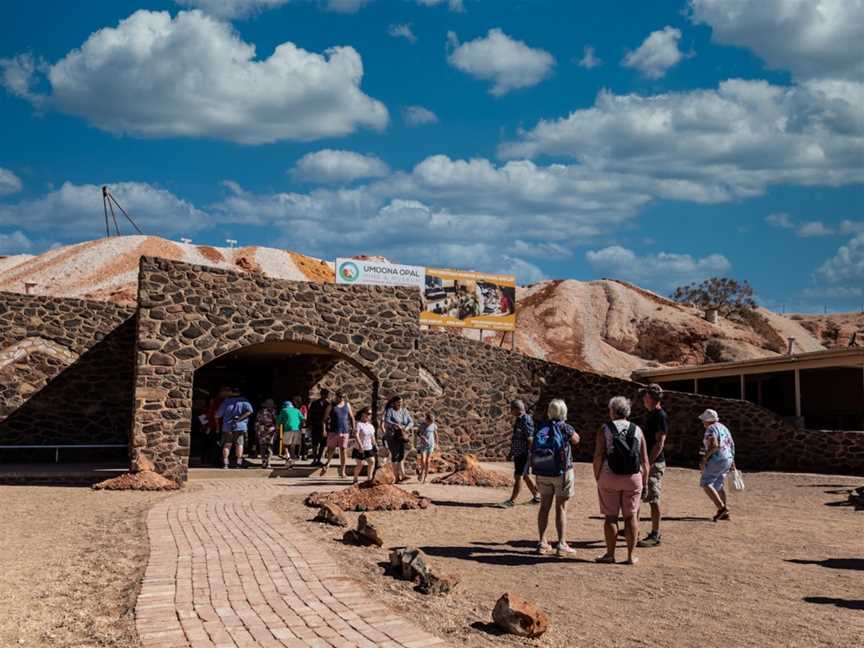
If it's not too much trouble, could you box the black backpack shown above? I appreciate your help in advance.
[606,422,641,475]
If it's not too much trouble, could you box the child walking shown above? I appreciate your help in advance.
[416,413,438,483]
[353,407,377,484]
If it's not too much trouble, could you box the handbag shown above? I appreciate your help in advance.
[730,467,745,492]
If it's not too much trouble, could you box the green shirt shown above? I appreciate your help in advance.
[276,404,305,431]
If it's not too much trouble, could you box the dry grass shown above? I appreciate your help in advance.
[274,464,864,648]
[0,486,170,648]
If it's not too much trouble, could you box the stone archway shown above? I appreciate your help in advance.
[130,256,422,481]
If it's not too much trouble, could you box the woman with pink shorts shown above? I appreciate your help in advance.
[593,396,650,565]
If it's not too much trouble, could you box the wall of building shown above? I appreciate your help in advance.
[0,292,136,451]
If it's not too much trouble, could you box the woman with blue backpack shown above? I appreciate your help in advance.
[593,396,650,565]
[532,399,581,556]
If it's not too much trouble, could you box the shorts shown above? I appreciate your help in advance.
[285,430,302,446]
[357,448,377,460]
[387,438,406,462]
[536,469,575,500]
[700,457,733,491]
[597,470,642,518]
[417,444,435,455]
[326,433,349,449]
[513,454,530,477]
[642,461,666,504]
[221,430,246,446]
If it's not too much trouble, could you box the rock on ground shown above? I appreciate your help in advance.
[313,502,349,527]
[93,470,180,491]
[305,481,431,512]
[433,454,513,488]
[492,592,550,638]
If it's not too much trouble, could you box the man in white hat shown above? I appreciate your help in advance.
[698,409,736,521]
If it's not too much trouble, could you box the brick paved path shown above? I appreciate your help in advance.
[136,480,450,648]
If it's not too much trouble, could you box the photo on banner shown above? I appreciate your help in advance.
[421,268,516,331]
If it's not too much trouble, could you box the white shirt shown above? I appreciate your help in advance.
[356,421,376,451]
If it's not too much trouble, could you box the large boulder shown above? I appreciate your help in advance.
[492,592,550,638]
[370,463,396,485]
[342,513,384,547]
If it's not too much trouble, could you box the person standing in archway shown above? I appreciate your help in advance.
[277,398,305,466]
[320,391,355,478]
[384,395,414,483]
[306,388,330,466]
[215,387,253,469]
[255,398,277,469]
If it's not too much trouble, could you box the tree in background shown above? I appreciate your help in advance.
[671,277,757,317]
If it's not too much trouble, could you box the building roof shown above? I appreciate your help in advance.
[633,347,864,381]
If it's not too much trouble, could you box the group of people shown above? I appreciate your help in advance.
[504,383,737,564]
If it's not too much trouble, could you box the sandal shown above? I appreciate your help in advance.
[712,507,730,522]
[498,500,516,509]
[556,543,576,556]
[536,542,553,555]
[531,495,541,504]
[594,554,616,564]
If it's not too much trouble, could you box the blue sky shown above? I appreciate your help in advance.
[1,0,862,311]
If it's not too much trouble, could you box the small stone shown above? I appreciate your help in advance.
[314,503,348,527]
[492,592,550,638]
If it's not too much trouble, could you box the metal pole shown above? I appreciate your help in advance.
[102,186,110,237]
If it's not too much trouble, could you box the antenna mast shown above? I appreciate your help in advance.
[101,186,144,236]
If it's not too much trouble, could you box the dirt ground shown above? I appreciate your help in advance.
[273,463,864,648]
[0,486,169,648]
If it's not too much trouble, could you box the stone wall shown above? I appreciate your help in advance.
[132,257,422,481]
[0,292,136,453]
[416,329,864,475]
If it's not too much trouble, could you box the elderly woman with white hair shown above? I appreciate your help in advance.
[532,398,580,556]
[698,409,736,521]
[593,396,650,565]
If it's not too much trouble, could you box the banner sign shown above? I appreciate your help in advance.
[421,268,516,331]
[335,258,425,289]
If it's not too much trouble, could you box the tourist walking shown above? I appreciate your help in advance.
[277,398,305,465]
[416,413,438,483]
[532,399,580,556]
[637,384,668,548]
[215,387,254,469]
[307,388,330,466]
[593,396,650,565]
[698,409,736,522]
[321,392,355,477]
[383,395,414,483]
[501,399,540,507]
[353,407,378,484]
[255,399,278,469]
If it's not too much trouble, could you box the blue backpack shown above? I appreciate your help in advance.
[531,421,571,477]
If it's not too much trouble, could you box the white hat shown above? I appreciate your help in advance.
[699,409,719,423]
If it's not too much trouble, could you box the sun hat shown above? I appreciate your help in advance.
[698,409,719,423]
[639,383,664,400]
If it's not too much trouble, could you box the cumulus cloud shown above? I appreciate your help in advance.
[576,46,602,69]
[324,0,370,13]
[766,212,794,229]
[174,0,289,18]
[402,105,438,126]
[690,0,864,81]
[417,0,464,11]
[446,29,555,96]
[0,168,22,196]
[766,213,837,237]
[0,181,208,237]
[388,24,417,43]
[500,79,864,201]
[0,10,388,144]
[586,246,731,288]
[840,220,864,234]
[815,232,864,289]
[0,230,33,255]
[291,149,389,183]
[623,26,685,79]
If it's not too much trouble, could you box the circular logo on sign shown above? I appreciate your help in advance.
[338,261,360,283]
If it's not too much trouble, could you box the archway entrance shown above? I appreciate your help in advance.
[189,340,378,467]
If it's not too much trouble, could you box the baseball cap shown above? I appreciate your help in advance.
[698,409,719,423]
[639,383,664,400]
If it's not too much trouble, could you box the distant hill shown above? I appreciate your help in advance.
[0,235,838,379]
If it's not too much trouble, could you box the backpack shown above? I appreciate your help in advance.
[531,421,570,477]
[605,422,641,475]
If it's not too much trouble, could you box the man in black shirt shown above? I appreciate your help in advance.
[306,388,330,466]
[637,383,668,547]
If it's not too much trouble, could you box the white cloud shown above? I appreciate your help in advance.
[796,221,834,237]
[0,230,33,255]
[324,0,370,13]
[500,79,864,201]
[446,29,555,96]
[623,26,685,79]
[174,0,288,18]
[402,105,438,126]
[690,0,864,81]
[1,10,388,144]
[291,149,389,183]
[586,246,731,288]
[576,46,602,69]
[815,232,864,287]
[840,220,864,234]
[388,24,417,43]
[766,212,794,229]
[0,168,22,196]
[0,181,208,237]
[417,0,464,11]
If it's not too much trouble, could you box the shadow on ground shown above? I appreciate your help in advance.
[786,558,864,571]
[803,596,864,611]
